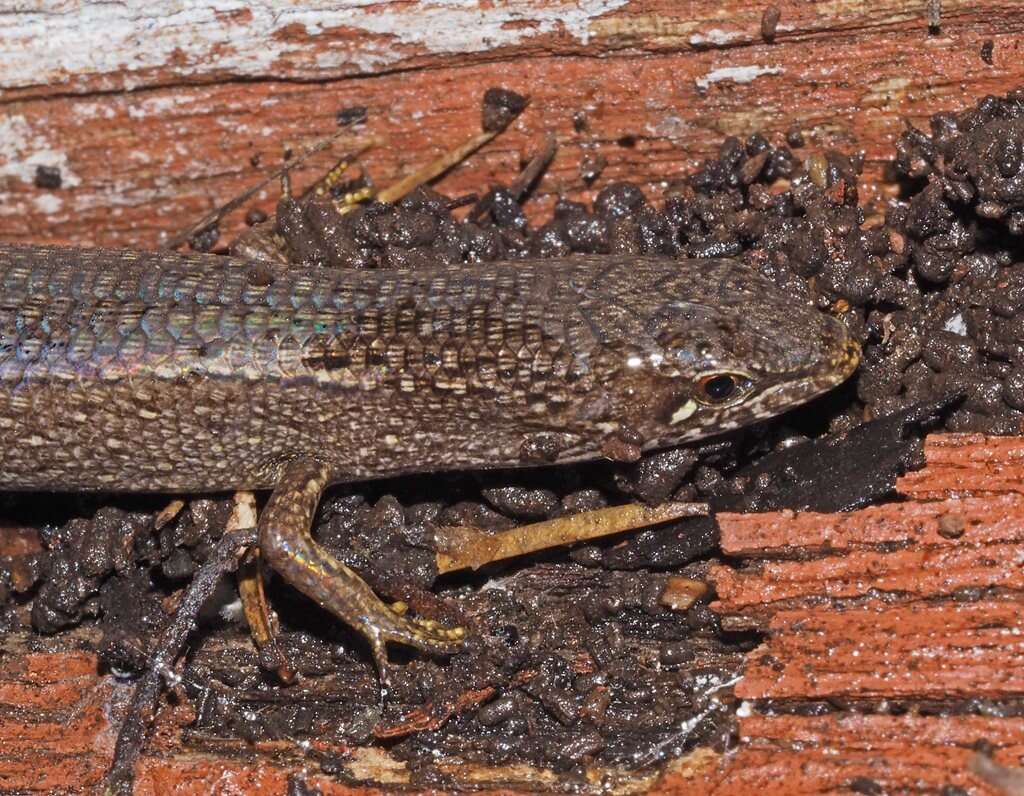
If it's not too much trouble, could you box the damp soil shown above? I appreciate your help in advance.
[5,87,1024,786]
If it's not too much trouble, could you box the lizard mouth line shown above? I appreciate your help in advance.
[818,336,862,389]
[750,336,862,416]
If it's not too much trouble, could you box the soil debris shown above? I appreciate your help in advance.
[8,86,1024,785]
[33,164,62,189]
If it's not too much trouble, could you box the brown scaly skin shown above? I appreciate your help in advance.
[0,244,859,689]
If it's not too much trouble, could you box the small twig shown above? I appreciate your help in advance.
[238,494,296,684]
[374,686,496,739]
[468,133,558,224]
[507,133,558,202]
[334,88,528,215]
[375,669,537,739]
[103,493,258,795]
[161,127,376,252]
[434,501,707,574]
[362,129,503,211]
[445,192,479,210]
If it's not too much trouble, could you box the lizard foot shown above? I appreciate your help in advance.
[257,458,467,705]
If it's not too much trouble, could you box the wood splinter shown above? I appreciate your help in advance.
[343,90,531,213]
[162,125,377,252]
[341,127,512,214]
[434,501,708,574]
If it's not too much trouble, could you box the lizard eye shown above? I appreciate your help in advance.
[695,372,753,406]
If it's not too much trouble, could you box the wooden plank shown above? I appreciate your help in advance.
[661,715,1024,795]
[698,433,1024,795]
[2,1,1024,250]
[1,1,1014,100]
[2,4,1024,793]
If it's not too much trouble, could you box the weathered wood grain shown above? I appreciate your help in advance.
[663,715,1024,795]
[696,434,1024,796]
[2,1,1014,100]
[2,1,1024,250]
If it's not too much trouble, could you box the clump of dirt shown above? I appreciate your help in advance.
[870,89,1024,434]
[5,87,1024,786]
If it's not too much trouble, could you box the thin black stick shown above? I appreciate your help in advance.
[103,525,257,795]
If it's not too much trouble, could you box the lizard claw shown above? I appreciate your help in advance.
[366,608,466,709]
[371,600,467,656]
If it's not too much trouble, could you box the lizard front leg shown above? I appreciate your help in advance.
[258,458,465,702]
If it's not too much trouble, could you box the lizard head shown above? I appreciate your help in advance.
[562,257,860,461]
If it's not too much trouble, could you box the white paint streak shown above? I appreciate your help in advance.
[331,0,631,64]
[73,101,118,121]
[688,28,739,47]
[696,64,784,91]
[32,193,64,214]
[647,114,689,140]
[0,0,630,88]
[125,95,194,120]
[0,114,81,188]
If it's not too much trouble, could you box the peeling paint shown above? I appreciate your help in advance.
[696,65,784,91]
[32,193,64,215]
[710,106,784,137]
[864,76,913,103]
[589,14,704,41]
[332,0,632,62]
[73,101,118,121]
[67,182,170,213]
[0,0,631,88]
[688,28,740,47]
[0,115,81,188]
[125,95,196,120]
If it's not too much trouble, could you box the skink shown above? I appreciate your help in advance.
[0,244,859,678]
